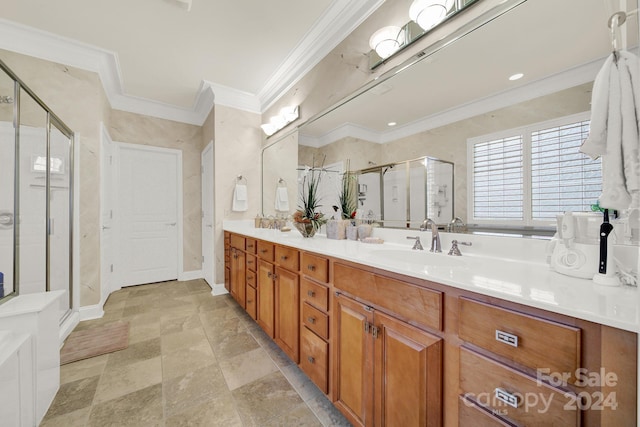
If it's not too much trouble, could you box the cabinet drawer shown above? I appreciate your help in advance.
[245,238,257,254]
[300,326,328,394]
[302,302,329,340]
[334,263,442,332]
[246,270,256,288]
[246,254,257,272]
[301,253,329,283]
[230,234,245,250]
[458,396,512,427]
[459,297,580,380]
[301,278,329,312]
[246,286,257,320]
[275,245,299,272]
[460,348,579,427]
[257,241,274,262]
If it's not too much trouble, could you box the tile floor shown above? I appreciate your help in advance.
[41,279,351,426]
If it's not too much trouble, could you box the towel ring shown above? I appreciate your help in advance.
[278,178,287,187]
[236,175,247,185]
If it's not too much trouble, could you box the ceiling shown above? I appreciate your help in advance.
[299,0,640,146]
[0,0,382,122]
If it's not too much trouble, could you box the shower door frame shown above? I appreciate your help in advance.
[1,58,75,322]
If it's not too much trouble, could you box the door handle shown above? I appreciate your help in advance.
[166,222,177,226]
[102,225,111,230]
[206,224,212,228]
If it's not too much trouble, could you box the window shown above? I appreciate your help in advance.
[468,113,601,226]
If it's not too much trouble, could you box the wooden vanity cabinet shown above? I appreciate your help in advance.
[224,232,230,291]
[274,244,301,362]
[334,291,443,427]
[257,258,275,337]
[229,234,246,308]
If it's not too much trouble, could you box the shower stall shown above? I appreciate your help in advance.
[0,58,74,323]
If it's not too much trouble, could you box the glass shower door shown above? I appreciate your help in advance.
[48,120,72,318]
[0,69,14,299]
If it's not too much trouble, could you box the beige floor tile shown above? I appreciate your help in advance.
[128,320,162,344]
[219,347,279,390]
[162,340,217,380]
[160,312,202,335]
[40,407,91,427]
[94,356,162,403]
[60,354,109,385]
[210,330,260,359]
[45,375,100,418]
[161,326,208,354]
[163,363,227,416]
[88,384,163,427]
[105,337,161,370]
[263,402,323,427]
[166,391,243,427]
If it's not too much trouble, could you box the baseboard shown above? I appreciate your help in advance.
[79,303,105,321]
[59,311,80,345]
[211,283,229,296]
[178,270,203,281]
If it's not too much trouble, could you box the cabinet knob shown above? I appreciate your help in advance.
[307,356,315,364]
[247,299,253,303]
[260,249,268,253]
[307,265,316,272]
[307,290,315,297]
[281,255,288,261]
[307,317,316,324]
[267,272,272,278]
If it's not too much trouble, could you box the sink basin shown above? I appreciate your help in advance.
[367,248,467,268]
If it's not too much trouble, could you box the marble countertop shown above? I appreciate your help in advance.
[224,221,639,333]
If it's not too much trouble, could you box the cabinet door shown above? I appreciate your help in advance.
[373,311,442,427]
[334,293,374,427]
[235,250,246,308]
[274,266,299,362]
[257,259,275,337]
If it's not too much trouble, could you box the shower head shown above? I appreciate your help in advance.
[0,95,13,104]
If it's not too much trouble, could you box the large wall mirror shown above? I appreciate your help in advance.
[262,0,639,234]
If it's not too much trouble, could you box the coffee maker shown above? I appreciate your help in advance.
[548,212,603,279]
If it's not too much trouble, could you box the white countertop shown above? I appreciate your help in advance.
[224,221,640,333]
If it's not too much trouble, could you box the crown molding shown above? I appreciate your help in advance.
[258,0,385,112]
[301,56,604,147]
[0,0,385,126]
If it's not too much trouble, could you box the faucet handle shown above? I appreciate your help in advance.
[448,240,472,256]
[406,236,424,250]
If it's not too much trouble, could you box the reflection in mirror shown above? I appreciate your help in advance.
[18,88,48,294]
[0,67,14,299]
[261,132,299,218]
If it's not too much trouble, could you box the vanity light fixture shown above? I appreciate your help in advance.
[387,121,397,126]
[369,26,406,59]
[261,105,300,136]
[409,0,455,31]
[508,73,524,81]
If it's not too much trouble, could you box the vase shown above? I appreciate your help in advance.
[293,221,317,238]
[346,224,358,240]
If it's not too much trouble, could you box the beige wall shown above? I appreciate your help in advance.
[214,105,262,284]
[107,110,204,273]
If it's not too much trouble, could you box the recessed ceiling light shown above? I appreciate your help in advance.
[509,73,524,81]
[387,122,397,126]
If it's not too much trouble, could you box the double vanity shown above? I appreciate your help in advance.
[223,220,638,426]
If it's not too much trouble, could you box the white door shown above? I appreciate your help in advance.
[117,143,180,286]
[100,126,115,296]
[201,141,214,287]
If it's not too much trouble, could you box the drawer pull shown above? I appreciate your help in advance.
[495,330,519,347]
[495,388,520,408]
[307,356,315,364]
[307,265,316,271]
[307,290,315,297]
[260,249,268,253]
[281,255,288,261]
[247,274,253,280]
[247,299,253,303]
[307,316,316,324]
[247,260,253,265]
[267,272,272,278]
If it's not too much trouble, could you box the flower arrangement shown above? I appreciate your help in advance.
[338,160,357,222]
[293,157,328,237]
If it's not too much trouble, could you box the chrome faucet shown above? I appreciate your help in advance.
[406,236,424,250]
[420,219,441,253]
[448,216,465,232]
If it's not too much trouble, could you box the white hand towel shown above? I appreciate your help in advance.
[232,184,248,212]
[581,51,640,211]
[275,187,289,212]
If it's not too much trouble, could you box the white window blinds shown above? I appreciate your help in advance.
[531,120,601,220]
[469,113,601,225]
[472,136,524,220]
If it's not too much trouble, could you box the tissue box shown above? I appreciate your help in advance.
[326,219,347,239]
